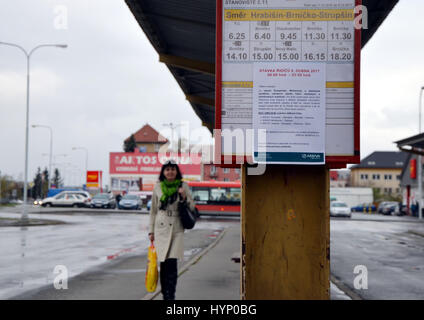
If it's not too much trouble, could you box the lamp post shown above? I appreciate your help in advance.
[72,147,88,185]
[418,87,424,220]
[32,125,53,189]
[163,122,182,152]
[0,42,67,222]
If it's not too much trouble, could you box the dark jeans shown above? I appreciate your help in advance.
[160,258,178,300]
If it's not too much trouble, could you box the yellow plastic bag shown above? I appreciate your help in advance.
[145,242,158,292]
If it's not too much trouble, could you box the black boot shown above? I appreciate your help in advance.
[160,261,170,300]
[166,259,178,300]
[160,259,178,300]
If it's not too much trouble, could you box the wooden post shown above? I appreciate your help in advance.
[241,164,330,300]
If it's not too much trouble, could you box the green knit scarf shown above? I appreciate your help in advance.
[160,179,181,204]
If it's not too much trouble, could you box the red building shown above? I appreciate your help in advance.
[203,164,240,182]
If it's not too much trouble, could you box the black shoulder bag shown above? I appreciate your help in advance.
[178,184,196,229]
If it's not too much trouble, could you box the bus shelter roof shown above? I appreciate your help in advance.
[125,0,399,132]
[396,133,424,156]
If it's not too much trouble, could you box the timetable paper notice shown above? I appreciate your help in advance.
[220,0,356,158]
[253,63,326,164]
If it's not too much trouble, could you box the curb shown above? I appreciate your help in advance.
[141,228,228,300]
[1,208,147,215]
[330,275,363,300]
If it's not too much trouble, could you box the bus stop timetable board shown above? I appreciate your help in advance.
[215,0,361,167]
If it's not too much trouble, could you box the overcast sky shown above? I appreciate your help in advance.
[0,0,423,187]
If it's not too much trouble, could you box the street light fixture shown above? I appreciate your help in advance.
[32,125,53,189]
[0,41,67,222]
[72,147,88,185]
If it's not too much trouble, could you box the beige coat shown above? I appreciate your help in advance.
[149,181,195,262]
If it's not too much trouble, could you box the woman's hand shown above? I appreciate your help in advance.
[149,233,154,242]
[178,187,186,201]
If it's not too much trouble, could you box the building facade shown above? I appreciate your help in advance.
[203,164,240,182]
[330,169,350,188]
[124,124,168,153]
[350,151,408,196]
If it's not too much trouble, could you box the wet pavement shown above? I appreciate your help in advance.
[331,213,424,299]
[1,208,423,300]
[0,210,228,299]
[10,228,227,300]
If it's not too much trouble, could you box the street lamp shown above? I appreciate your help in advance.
[32,125,53,189]
[72,147,88,185]
[163,122,182,152]
[0,41,67,222]
[418,87,424,220]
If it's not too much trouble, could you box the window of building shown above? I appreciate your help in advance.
[235,168,240,174]
[224,178,229,182]
[223,168,230,174]
[384,174,392,180]
[372,174,380,180]
[396,188,400,194]
[210,166,217,175]
[360,174,368,180]
[396,175,401,180]
[383,188,392,194]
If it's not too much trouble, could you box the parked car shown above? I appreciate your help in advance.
[147,199,152,211]
[377,201,391,214]
[399,204,408,216]
[40,192,88,208]
[118,194,142,210]
[90,193,116,209]
[51,190,92,205]
[330,201,351,218]
[380,201,400,216]
[351,203,376,212]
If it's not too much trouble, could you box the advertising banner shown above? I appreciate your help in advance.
[86,171,102,188]
[111,177,144,191]
[109,152,202,176]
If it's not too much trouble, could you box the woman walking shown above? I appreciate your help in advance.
[148,160,195,300]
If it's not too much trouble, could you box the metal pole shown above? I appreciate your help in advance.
[23,52,30,222]
[163,122,181,152]
[32,125,53,189]
[0,42,67,223]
